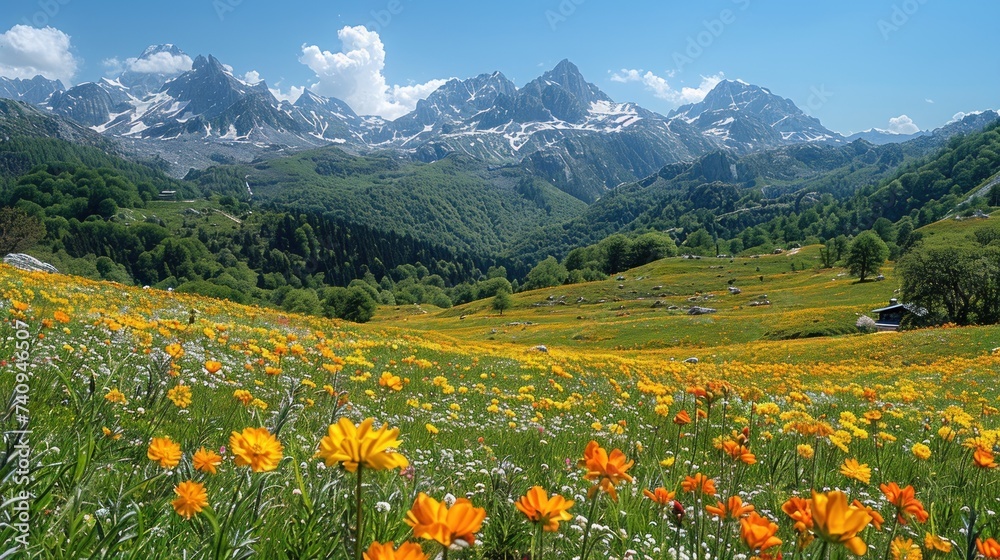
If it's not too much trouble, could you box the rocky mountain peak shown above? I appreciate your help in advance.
[0,75,64,105]
[536,59,611,106]
[119,44,193,97]
[669,79,841,150]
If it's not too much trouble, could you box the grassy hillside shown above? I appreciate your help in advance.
[0,99,186,195]
[375,243,1000,366]
[913,208,1000,248]
[514,120,1000,266]
[511,142,922,263]
[188,148,588,257]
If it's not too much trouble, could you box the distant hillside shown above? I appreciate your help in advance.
[188,147,588,257]
[859,119,1000,222]
[510,140,917,263]
[0,98,186,195]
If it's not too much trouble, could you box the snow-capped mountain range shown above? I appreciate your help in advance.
[667,79,841,148]
[1,44,996,201]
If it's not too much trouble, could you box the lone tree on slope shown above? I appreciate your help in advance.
[492,290,512,316]
[846,230,890,282]
[0,208,45,255]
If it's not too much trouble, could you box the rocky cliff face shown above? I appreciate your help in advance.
[0,76,63,105]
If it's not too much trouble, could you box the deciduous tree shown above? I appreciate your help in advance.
[846,231,889,282]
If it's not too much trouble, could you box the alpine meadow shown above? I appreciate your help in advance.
[3,2,1000,560]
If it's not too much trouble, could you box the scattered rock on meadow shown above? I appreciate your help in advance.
[3,253,58,273]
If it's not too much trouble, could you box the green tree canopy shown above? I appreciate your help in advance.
[523,257,568,291]
[0,207,45,255]
[846,231,889,282]
[492,290,512,316]
[899,244,1000,326]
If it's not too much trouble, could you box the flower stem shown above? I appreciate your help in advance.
[882,516,899,560]
[580,489,602,560]
[355,466,364,560]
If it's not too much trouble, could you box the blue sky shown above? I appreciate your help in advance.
[2,0,997,133]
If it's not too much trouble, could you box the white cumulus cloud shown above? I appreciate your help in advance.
[298,26,448,120]
[126,51,193,74]
[887,114,920,135]
[242,70,262,84]
[270,85,304,104]
[611,69,724,106]
[0,25,78,85]
[102,57,125,76]
[949,110,987,124]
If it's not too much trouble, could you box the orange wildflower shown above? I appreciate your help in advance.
[721,440,757,464]
[204,360,223,374]
[316,417,409,473]
[514,486,574,532]
[681,473,717,496]
[890,537,922,560]
[977,538,1000,559]
[362,542,428,560]
[852,500,885,531]
[706,496,755,520]
[811,490,872,556]
[673,410,692,425]
[101,426,121,440]
[839,458,872,484]
[974,448,998,469]
[578,441,634,501]
[167,385,192,408]
[379,371,404,391]
[782,496,813,534]
[171,480,208,520]
[643,487,676,506]
[880,482,929,524]
[233,389,253,405]
[193,447,223,474]
[404,493,486,547]
[229,427,283,472]
[165,343,184,358]
[739,512,782,553]
[924,533,952,554]
[147,436,182,469]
